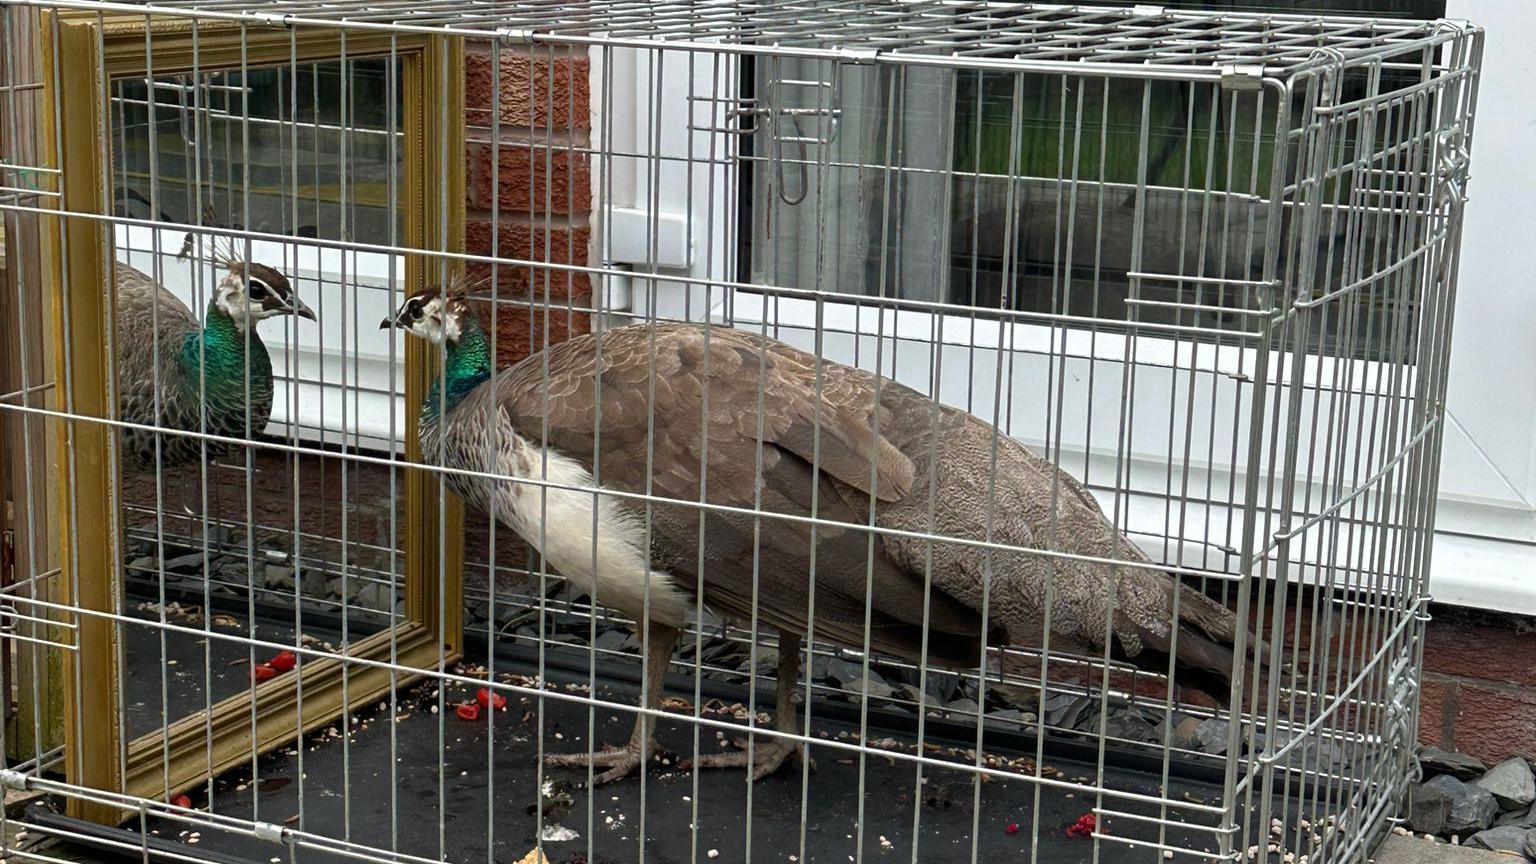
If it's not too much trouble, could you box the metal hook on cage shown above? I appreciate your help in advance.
[774,115,810,208]
[766,60,846,208]
[685,93,762,137]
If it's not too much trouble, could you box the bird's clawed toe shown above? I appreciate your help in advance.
[544,741,668,785]
[683,736,810,781]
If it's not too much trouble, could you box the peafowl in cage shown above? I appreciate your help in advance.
[384,280,1260,784]
[115,234,313,474]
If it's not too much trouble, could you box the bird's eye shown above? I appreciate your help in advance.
[248,279,269,300]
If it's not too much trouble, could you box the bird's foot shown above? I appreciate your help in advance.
[544,741,666,785]
[684,735,812,781]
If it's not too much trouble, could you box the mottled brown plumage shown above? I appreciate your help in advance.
[481,322,1238,678]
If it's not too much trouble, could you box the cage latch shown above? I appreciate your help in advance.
[1220,64,1265,91]
[762,64,847,207]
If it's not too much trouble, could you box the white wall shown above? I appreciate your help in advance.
[1428,1,1536,611]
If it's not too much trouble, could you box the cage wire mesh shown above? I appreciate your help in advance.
[0,3,1482,864]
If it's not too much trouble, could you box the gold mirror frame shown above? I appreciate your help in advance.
[38,11,464,824]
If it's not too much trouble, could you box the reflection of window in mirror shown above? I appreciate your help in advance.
[110,58,405,244]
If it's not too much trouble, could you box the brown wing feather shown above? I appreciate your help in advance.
[497,326,914,500]
[491,322,987,664]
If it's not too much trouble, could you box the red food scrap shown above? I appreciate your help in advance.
[456,702,481,721]
[1004,823,1019,835]
[476,688,507,711]
[170,795,192,809]
[1066,814,1097,838]
[268,650,297,672]
[252,664,278,682]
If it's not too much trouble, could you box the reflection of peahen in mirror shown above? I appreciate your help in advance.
[115,231,314,520]
[385,277,1263,785]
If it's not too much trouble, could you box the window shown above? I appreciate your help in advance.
[112,58,404,243]
[742,40,1442,359]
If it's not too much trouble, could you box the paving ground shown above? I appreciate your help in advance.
[1376,834,1508,863]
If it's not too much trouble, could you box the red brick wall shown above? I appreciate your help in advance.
[464,44,593,369]
[1418,605,1536,765]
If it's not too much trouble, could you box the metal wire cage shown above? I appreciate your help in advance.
[0,3,1481,864]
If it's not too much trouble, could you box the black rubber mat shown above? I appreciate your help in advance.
[43,588,1314,864]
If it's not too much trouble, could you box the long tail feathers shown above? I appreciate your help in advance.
[1117,584,1285,708]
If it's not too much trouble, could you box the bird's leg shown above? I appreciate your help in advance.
[685,632,814,781]
[544,622,679,785]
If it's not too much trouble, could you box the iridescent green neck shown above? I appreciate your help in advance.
[424,315,491,421]
[178,303,271,401]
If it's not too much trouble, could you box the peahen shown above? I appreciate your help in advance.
[116,239,314,472]
[385,282,1260,784]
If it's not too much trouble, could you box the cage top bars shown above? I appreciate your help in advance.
[31,0,1472,78]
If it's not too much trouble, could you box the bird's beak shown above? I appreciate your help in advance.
[379,315,395,330]
[291,296,317,322]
